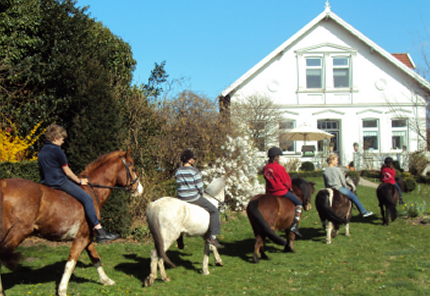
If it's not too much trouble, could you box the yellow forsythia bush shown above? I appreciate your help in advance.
[0,121,46,162]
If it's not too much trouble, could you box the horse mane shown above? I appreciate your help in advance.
[204,178,225,197]
[292,177,311,200]
[345,176,357,192]
[80,150,124,177]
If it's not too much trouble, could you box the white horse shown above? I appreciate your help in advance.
[144,177,225,287]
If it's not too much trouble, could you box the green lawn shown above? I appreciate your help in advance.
[3,177,430,295]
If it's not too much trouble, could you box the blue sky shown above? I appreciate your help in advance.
[75,0,430,100]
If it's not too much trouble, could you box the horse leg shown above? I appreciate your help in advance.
[345,223,350,237]
[209,244,223,266]
[332,223,339,238]
[58,240,87,296]
[157,256,170,283]
[85,243,115,286]
[252,235,265,263]
[325,221,333,244]
[284,231,295,253]
[380,204,387,226]
[0,264,3,296]
[144,249,159,287]
[202,241,211,275]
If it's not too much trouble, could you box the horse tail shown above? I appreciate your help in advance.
[146,206,177,268]
[246,199,286,246]
[377,184,397,221]
[315,189,348,224]
[0,179,22,270]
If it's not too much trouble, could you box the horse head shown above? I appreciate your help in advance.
[292,178,316,211]
[204,177,226,210]
[345,176,358,195]
[117,149,144,196]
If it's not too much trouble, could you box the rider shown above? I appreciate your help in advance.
[381,157,404,205]
[175,149,223,248]
[38,124,119,243]
[263,147,303,238]
[323,153,373,217]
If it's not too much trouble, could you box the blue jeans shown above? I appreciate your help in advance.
[393,182,403,197]
[53,180,100,227]
[337,187,366,214]
[280,191,303,207]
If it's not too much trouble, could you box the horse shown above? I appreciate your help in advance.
[376,182,400,226]
[144,177,225,287]
[0,149,143,296]
[314,177,357,244]
[246,177,316,263]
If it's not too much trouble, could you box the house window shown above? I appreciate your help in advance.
[279,120,295,152]
[306,58,322,89]
[333,57,349,88]
[362,119,379,150]
[392,119,407,150]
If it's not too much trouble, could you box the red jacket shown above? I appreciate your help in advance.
[263,161,292,196]
[381,167,396,185]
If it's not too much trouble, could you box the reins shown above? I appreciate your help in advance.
[204,190,229,221]
[85,155,139,210]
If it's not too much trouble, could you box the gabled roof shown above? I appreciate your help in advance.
[392,53,416,69]
[220,5,430,97]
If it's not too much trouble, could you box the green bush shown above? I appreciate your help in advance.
[132,224,152,242]
[299,161,315,172]
[101,190,133,238]
[0,161,39,181]
[409,151,428,175]
[404,176,417,192]
[346,170,360,184]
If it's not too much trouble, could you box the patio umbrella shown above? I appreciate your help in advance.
[284,124,334,143]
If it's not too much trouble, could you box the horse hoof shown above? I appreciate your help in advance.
[144,277,154,287]
[216,261,223,266]
[162,276,171,283]
[202,271,210,275]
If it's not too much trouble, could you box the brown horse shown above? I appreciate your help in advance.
[376,182,400,226]
[246,177,315,263]
[315,177,357,244]
[0,149,143,296]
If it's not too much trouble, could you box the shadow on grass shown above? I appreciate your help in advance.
[3,260,95,292]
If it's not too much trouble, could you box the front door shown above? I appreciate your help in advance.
[317,120,340,156]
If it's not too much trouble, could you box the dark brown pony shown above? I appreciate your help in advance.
[376,182,400,226]
[315,177,357,244]
[246,177,315,263]
[0,149,143,296]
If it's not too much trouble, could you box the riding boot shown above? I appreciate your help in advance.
[290,206,303,238]
[95,227,120,243]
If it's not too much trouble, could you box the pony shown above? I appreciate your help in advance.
[144,177,225,287]
[0,149,143,296]
[315,177,357,244]
[246,177,316,263]
[376,182,400,226]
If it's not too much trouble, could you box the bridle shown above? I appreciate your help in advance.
[86,155,139,209]
[204,190,228,220]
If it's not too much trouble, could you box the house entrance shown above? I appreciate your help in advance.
[317,120,340,156]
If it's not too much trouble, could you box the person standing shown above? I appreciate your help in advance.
[323,153,373,217]
[38,124,119,243]
[175,149,223,248]
[263,147,303,237]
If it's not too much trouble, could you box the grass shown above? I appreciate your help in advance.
[3,177,430,295]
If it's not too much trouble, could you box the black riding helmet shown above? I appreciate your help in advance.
[268,146,282,158]
[384,157,394,164]
[181,149,195,163]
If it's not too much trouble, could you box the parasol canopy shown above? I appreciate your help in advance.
[284,124,334,142]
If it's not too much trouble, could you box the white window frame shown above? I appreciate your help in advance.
[391,118,408,150]
[332,56,350,88]
[362,119,379,151]
[306,57,323,89]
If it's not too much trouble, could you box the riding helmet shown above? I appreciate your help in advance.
[181,149,195,163]
[268,146,282,158]
[384,157,394,164]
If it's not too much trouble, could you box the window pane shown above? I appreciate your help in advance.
[279,121,294,129]
[332,122,337,129]
[306,58,321,67]
[392,131,406,149]
[392,119,406,127]
[306,69,322,88]
[363,120,377,128]
[363,135,378,150]
[334,69,349,88]
[333,58,348,66]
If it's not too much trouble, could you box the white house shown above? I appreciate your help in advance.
[219,2,430,170]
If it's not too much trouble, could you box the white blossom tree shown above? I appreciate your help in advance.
[201,136,265,210]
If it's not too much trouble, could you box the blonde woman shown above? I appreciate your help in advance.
[323,153,373,217]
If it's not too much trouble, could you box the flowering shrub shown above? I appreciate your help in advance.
[0,121,45,162]
[201,136,265,211]
[401,201,427,218]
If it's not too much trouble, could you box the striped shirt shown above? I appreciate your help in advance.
[175,166,204,202]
